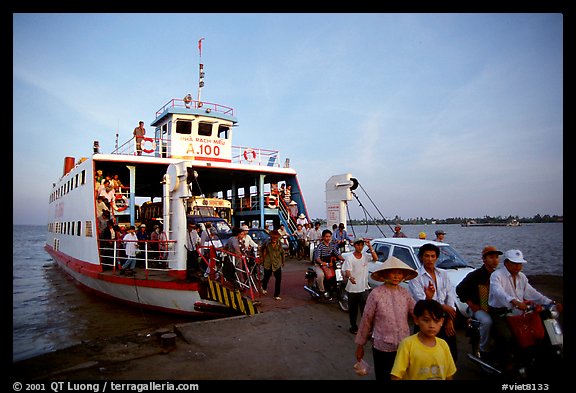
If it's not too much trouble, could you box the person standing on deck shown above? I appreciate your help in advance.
[279,183,286,203]
[393,224,407,238]
[433,229,446,242]
[284,184,292,205]
[133,121,146,156]
[288,201,298,222]
[120,226,139,274]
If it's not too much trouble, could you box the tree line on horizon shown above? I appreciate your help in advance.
[310,214,563,226]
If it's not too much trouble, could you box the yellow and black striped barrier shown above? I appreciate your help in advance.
[206,279,260,316]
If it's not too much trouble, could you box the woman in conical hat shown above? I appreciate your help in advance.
[354,256,418,381]
[370,256,418,283]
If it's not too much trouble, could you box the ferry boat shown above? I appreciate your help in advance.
[44,46,309,317]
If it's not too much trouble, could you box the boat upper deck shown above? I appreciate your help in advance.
[104,97,288,171]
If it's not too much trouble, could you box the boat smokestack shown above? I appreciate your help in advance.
[63,157,75,176]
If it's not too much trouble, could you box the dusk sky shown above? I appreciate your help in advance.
[13,13,563,225]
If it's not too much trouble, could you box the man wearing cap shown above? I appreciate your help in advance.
[456,246,502,359]
[392,224,407,238]
[260,230,285,300]
[433,229,446,242]
[136,224,148,241]
[342,238,378,334]
[488,249,562,370]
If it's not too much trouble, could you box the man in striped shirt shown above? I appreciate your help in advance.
[313,229,345,296]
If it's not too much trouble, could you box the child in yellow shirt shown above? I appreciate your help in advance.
[391,299,457,380]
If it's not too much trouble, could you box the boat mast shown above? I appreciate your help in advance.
[197,37,205,106]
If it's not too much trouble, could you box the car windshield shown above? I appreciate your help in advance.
[414,245,469,269]
[213,220,233,235]
[249,230,269,243]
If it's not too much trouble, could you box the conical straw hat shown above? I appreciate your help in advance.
[370,256,418,282]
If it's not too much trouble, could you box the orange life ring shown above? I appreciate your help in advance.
[114,194,129,212]
[266,195,278,209]
[243,148,256,162]
[142,137,156,154]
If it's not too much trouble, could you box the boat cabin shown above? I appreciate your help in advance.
[150,98,236,162]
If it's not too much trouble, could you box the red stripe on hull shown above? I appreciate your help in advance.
[44,245,199,291]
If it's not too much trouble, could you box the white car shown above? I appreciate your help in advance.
[367,237,474,317]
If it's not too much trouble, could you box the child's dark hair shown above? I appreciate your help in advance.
[413,299,445,320]
[418,243,440,259]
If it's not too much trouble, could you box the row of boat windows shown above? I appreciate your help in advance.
[160,120,230,139]
[50,169,88,203]
[48,220,94,238]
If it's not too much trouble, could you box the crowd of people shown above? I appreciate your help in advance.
[255,219,561,380]
[350,242,562,380]
[90,169,562,380]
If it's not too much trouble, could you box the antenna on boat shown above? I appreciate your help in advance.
[197,37,205,106]
[115,119,119,150]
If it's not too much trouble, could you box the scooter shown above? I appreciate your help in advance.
[308,240,321,263]
[466,303,563,378]
[304,257,349,312]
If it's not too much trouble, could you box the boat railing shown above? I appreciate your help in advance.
[231,146,281,167]
[155,98,234,117]
[197,245,261,301]
[108,135,283,169]
[98,238,177,277]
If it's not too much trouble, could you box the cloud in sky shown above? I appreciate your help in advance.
[13,13,563,225]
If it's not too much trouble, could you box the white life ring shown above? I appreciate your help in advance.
[243,148,256,162]
[114,194,129,212]
[142,137,156,154]
[266,195,278,209]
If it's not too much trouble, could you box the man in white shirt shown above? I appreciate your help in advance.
[488,249,562,370]
[121,226,139,274]
[342,238,377,334]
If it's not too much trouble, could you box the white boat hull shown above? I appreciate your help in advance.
[46,246,227,316]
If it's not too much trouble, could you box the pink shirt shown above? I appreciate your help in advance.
[355,285,415,352]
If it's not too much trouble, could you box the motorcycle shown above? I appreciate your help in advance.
[466,303,563,378]
[304,257,349,312]
[308,239,321,263]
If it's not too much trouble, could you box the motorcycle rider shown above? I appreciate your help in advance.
[488,249,563,373]
[456,245,502,360]
[342,238,378,334]
[313,229,345,297]
[333,223,352,252]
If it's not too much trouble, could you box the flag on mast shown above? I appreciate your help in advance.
[198,38,205,57]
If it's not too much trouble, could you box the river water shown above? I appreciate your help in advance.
[12,223,562,363]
